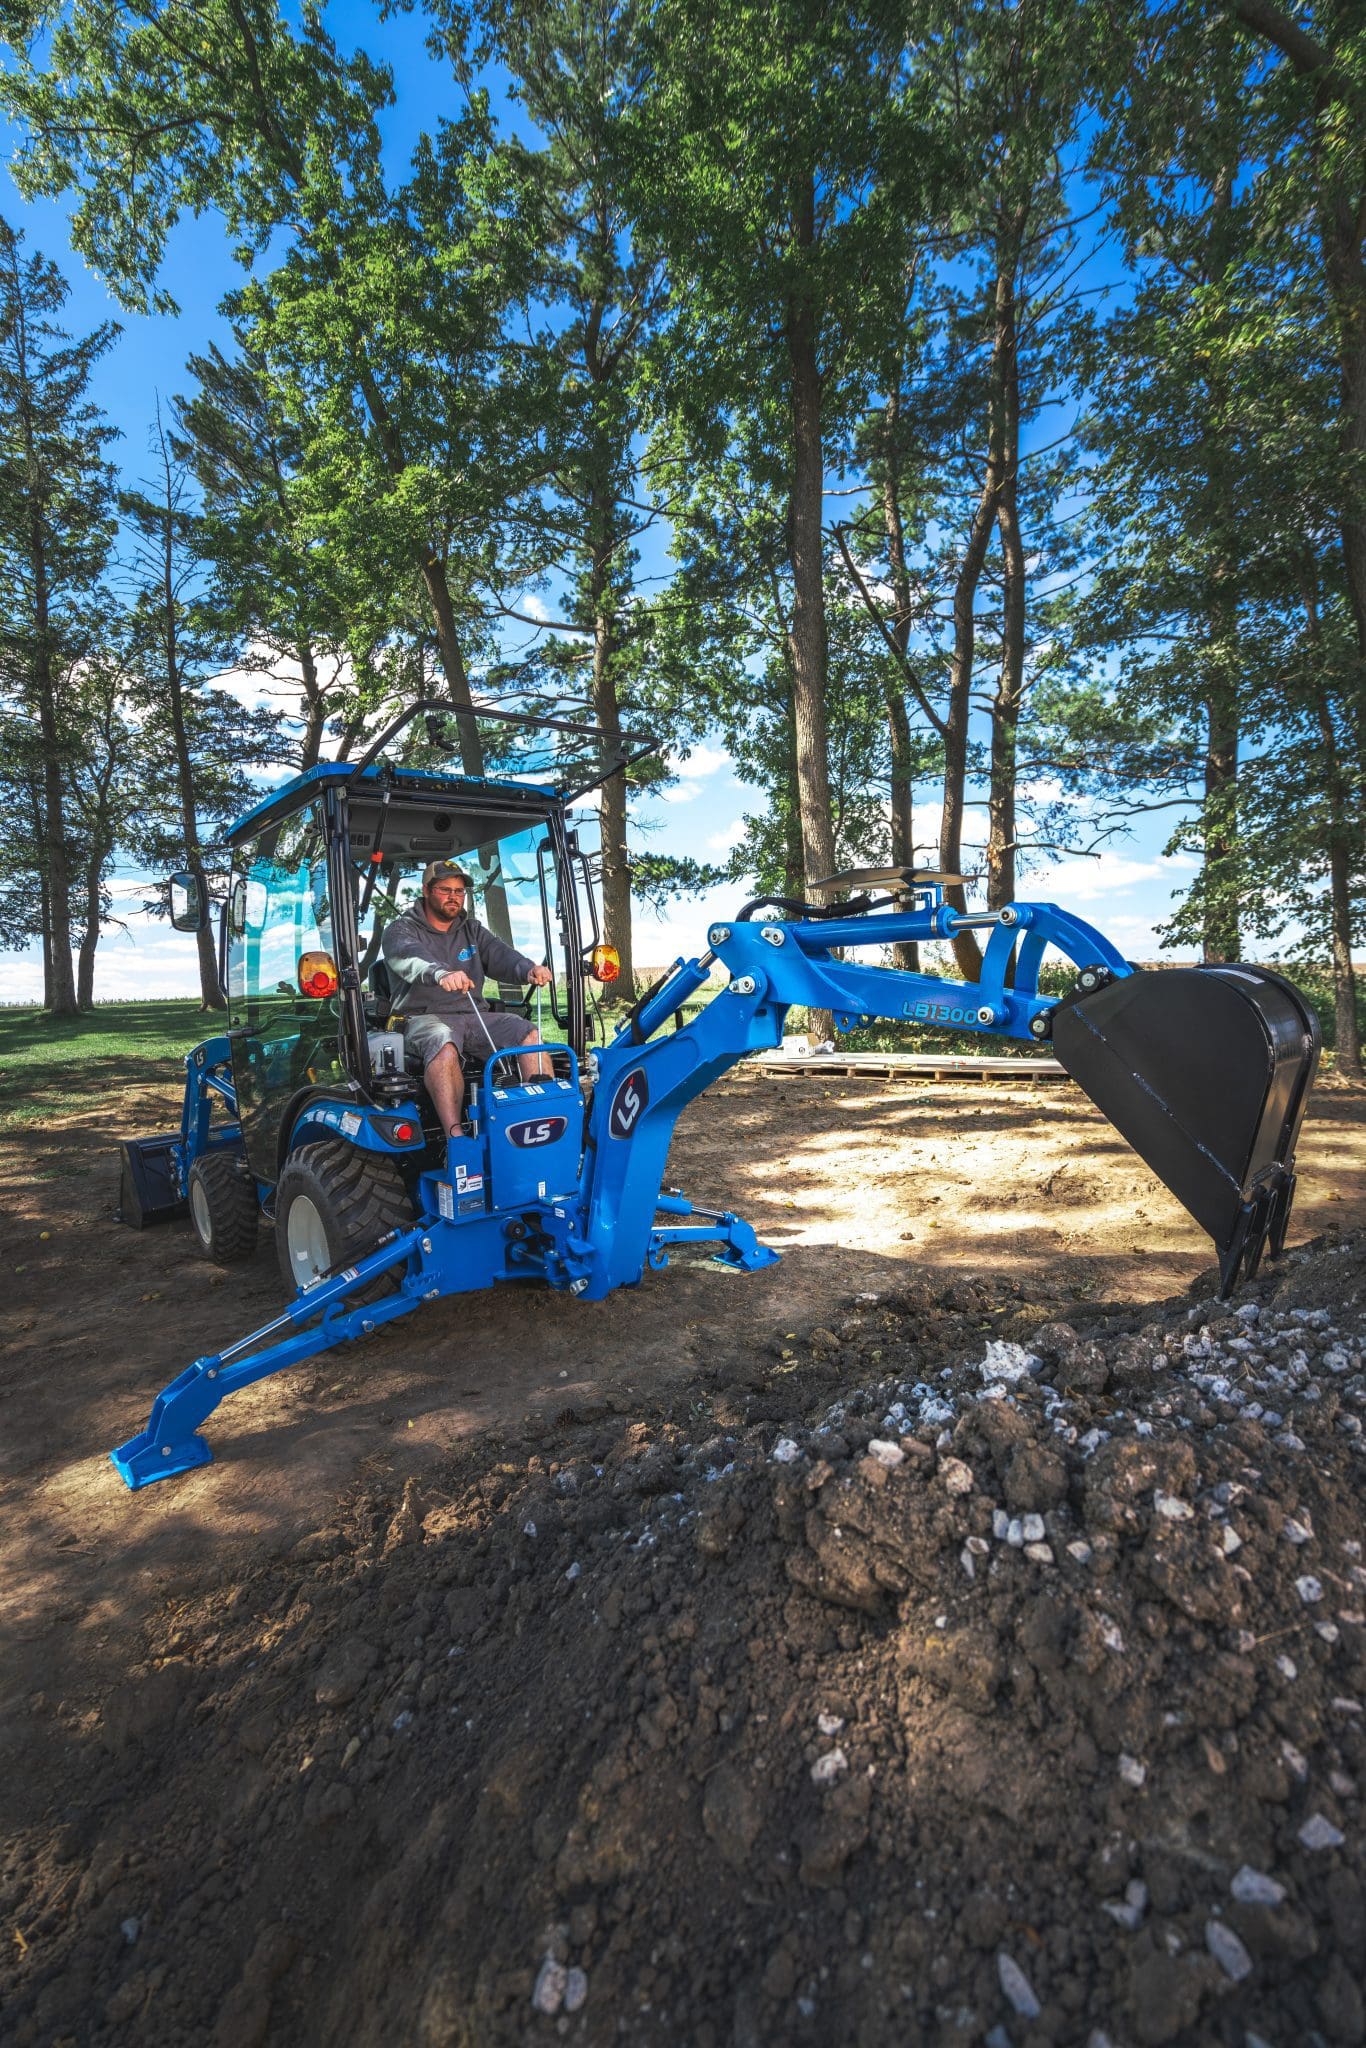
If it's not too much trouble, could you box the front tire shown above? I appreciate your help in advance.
[187,1152,259,1264]
[273,1140,414,1301]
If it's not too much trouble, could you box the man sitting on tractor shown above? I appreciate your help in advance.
[382,860,554,1136]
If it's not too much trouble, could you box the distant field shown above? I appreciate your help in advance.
[0,1002,203,1128]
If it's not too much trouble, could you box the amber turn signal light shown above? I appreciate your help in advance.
[590,943,620,984]
[298,950,339,998]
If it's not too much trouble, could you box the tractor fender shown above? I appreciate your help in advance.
[275,1085,426,1178]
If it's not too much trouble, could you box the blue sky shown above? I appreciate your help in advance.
[0,11,1208,1003]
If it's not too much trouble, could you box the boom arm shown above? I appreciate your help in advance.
[583,894,1318,1301]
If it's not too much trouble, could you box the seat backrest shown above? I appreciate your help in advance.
[370,955,395,1007]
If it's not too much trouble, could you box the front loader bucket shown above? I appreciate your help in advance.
[1051,965,1320,1296]
[117,1135,187,1229]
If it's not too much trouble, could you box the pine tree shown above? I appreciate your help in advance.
[0,216,119,1014]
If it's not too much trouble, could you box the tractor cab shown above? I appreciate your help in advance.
[128,701,654,1279]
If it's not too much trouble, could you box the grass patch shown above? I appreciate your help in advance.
[0,1001,208,1128]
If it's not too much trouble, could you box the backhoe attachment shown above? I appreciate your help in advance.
[1049,963,1320,1295]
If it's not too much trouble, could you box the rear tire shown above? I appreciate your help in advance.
[187,1152,259,1264]
[274,1139,414,1301]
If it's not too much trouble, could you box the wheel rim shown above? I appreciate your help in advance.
[285,1194,332,1287]
[189,1176,212,1248]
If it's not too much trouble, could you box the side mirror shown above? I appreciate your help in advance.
[168,871,208,933]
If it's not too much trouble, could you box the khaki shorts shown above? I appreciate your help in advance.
[404,1007,533,1075]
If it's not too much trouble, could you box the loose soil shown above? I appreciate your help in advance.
[3,1065,1366,2047]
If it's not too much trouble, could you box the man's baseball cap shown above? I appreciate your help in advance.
[422,860,470,889]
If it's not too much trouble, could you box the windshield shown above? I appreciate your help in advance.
[357,820,570,1038]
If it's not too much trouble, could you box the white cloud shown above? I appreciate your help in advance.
[658,743,733,804]
[707,819,747,853]
[514,592,551,622]
[1029,852,1194,904]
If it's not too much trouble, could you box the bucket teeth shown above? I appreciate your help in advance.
[1051,964,1320,1298]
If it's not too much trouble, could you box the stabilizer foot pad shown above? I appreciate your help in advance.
[111,1431,214,1491]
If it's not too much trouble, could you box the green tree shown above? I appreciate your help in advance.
[120,410,281,1009]
[175,340,353,768]
[629,0,935,910]
[0,216,119,1014]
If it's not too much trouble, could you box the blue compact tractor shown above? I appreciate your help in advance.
[112,702,1321,1488]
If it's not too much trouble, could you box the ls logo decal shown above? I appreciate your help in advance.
[609,1067,648,1139]
[506,1115,568,1149]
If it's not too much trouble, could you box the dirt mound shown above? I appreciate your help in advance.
[5,1240,1366,2048]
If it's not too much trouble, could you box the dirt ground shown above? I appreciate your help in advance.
[3,1064,1366,2046]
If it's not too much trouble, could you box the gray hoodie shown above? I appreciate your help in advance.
[381,903,536,1017]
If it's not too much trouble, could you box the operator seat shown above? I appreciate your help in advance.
[367,955,492,1089]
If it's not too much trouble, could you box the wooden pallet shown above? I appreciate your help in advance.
[751,1049,1067,1082]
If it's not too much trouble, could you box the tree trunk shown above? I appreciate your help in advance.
[155,443,224,1011]
[296,637,327,770]
[943,483,995,981]
[27,498,78,1012]
[586,450,635,996]
[986,211,1029,924]
[1309,675,1362,1077]
[880,399,919,972]
[784,178,836,1037]
[76,850,102,1009]
[1202,690,1240,962]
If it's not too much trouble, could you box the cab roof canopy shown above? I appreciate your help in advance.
[227,700,658,849]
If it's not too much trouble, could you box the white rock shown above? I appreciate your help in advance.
[1296,1575,1324,1605]
[1222,1526,1243,1554]
[1281,1740,1309,1780]
[1099,1619,1125,1654]
[1330,1770,1357,1796]
[1102,1879,1149,1931]
[965,1534,990,1555]
[532,1958,568,2014]
[1275,1655,1297,1681]
[811,1747,848,1786]
[1154,1490,1193,1520]
[563,1967,588,2014]
[1205,1918,1253,1982]
[1316,1621,1340,1643]
[996,1951,1041,2020]
[867,1438,905,1469]
[120,1918,141,1944]
[1006,1518,1025,1548]
[960,1546,977,1581]
[992,1509,1011,1541]
[771,1438,801,1464]
[940,1456,974,1495]
[1067,1539,1093,1563]
[1021,1513,1046,1543]
[1331,1697,1364,1716]
[1118,1753,1147,1788]
[1284,1518,1313,1545]
[1231,1866,1286,1907]
[565,1561,581,1582]
[1297,1813,1345,1851]
[817,1711,845,1736]
[1025,1542,1055,1565]
[976,1341,1041,1384]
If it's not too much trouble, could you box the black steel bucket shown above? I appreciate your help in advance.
[1051,964,1320,1294]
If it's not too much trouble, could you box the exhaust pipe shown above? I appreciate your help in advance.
[1049,964,1320,1296]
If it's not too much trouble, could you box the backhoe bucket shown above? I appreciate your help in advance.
[1051,965,1320,1296]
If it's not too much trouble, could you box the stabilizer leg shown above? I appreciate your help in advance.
[648,1192,781,1275]
[111,1225,429,1489]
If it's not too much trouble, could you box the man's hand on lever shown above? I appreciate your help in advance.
[438,970,475,994]
[527,964,553,989]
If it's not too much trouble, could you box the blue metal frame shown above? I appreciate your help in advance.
[113,893,1131,1487]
